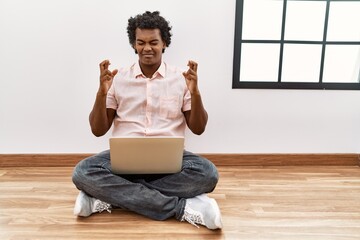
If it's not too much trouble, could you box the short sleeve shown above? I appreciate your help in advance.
[106,83,118,110]
[182,88,191,112]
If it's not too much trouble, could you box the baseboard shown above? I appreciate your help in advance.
[0,153,359,167]
[202,153,360,166]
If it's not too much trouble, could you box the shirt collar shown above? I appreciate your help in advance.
[133,61,166,79]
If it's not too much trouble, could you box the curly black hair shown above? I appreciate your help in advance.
[127,11,172,48]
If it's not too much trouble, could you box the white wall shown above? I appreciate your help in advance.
[1,0,360,154]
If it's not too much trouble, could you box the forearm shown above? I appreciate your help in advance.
[187,92,208,135]
[89,92,112,137]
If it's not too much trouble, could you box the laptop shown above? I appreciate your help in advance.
[109,136,184,174]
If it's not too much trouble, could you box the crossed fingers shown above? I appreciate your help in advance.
[99,60,118,81]
[183,60,198,80]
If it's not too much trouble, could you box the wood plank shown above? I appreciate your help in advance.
[0,153,359,167]
[1,166,360,239]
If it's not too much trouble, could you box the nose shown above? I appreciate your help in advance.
[144,43,152,51]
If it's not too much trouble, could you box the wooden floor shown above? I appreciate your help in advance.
[1,166,360,240]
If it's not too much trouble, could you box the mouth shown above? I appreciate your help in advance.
[141,52,154,56]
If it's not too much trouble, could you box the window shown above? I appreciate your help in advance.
[232,0,360,90]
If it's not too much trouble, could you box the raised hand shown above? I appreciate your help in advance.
[183,60,199,95]
[99,60,118,95]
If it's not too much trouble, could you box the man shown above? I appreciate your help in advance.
[72,11,222,230]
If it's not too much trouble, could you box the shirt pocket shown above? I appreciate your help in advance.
[160,96,181,119]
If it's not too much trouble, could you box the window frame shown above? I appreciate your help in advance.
[232,0,360,90]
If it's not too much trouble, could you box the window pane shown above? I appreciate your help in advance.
[327,1,360,41]
[282,44,322,82]
[242,0,283,40]
[240,43,280,82]
[284,1,326,41]
[323,45,360,83]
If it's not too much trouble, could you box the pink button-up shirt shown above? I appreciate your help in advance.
[106,62,191,137]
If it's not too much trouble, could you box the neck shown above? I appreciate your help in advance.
[139,61,161,78]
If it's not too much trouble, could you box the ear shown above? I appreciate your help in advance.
[133,45,138,54]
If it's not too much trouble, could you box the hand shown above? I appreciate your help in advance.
[183,60,200,95]
[99,60,118,95]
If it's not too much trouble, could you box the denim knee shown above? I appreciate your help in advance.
[191,156,219,193]
[72,161,83,188]
[203,159,219,192]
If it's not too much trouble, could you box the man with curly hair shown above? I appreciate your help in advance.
[72,11,222,230]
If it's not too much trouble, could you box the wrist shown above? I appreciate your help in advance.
[97,90,108,97]
[190,88,201,96]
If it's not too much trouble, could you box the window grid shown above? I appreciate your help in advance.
[232,0,360,90]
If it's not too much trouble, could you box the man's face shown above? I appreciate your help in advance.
[134,28,166,67]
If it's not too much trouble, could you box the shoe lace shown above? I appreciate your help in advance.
[181,205,204,228]
[94,200,112,214]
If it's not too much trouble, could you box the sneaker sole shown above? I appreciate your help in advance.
[208,198,223,229]
[74,191,89,217]
[197,194,223,229]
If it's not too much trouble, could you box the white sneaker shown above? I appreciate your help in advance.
[181,194,223,230]
[73,191,112,217]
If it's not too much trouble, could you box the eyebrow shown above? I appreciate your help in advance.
[136,39,160,43]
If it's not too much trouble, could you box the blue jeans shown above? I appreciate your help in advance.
[72,150,219,221]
